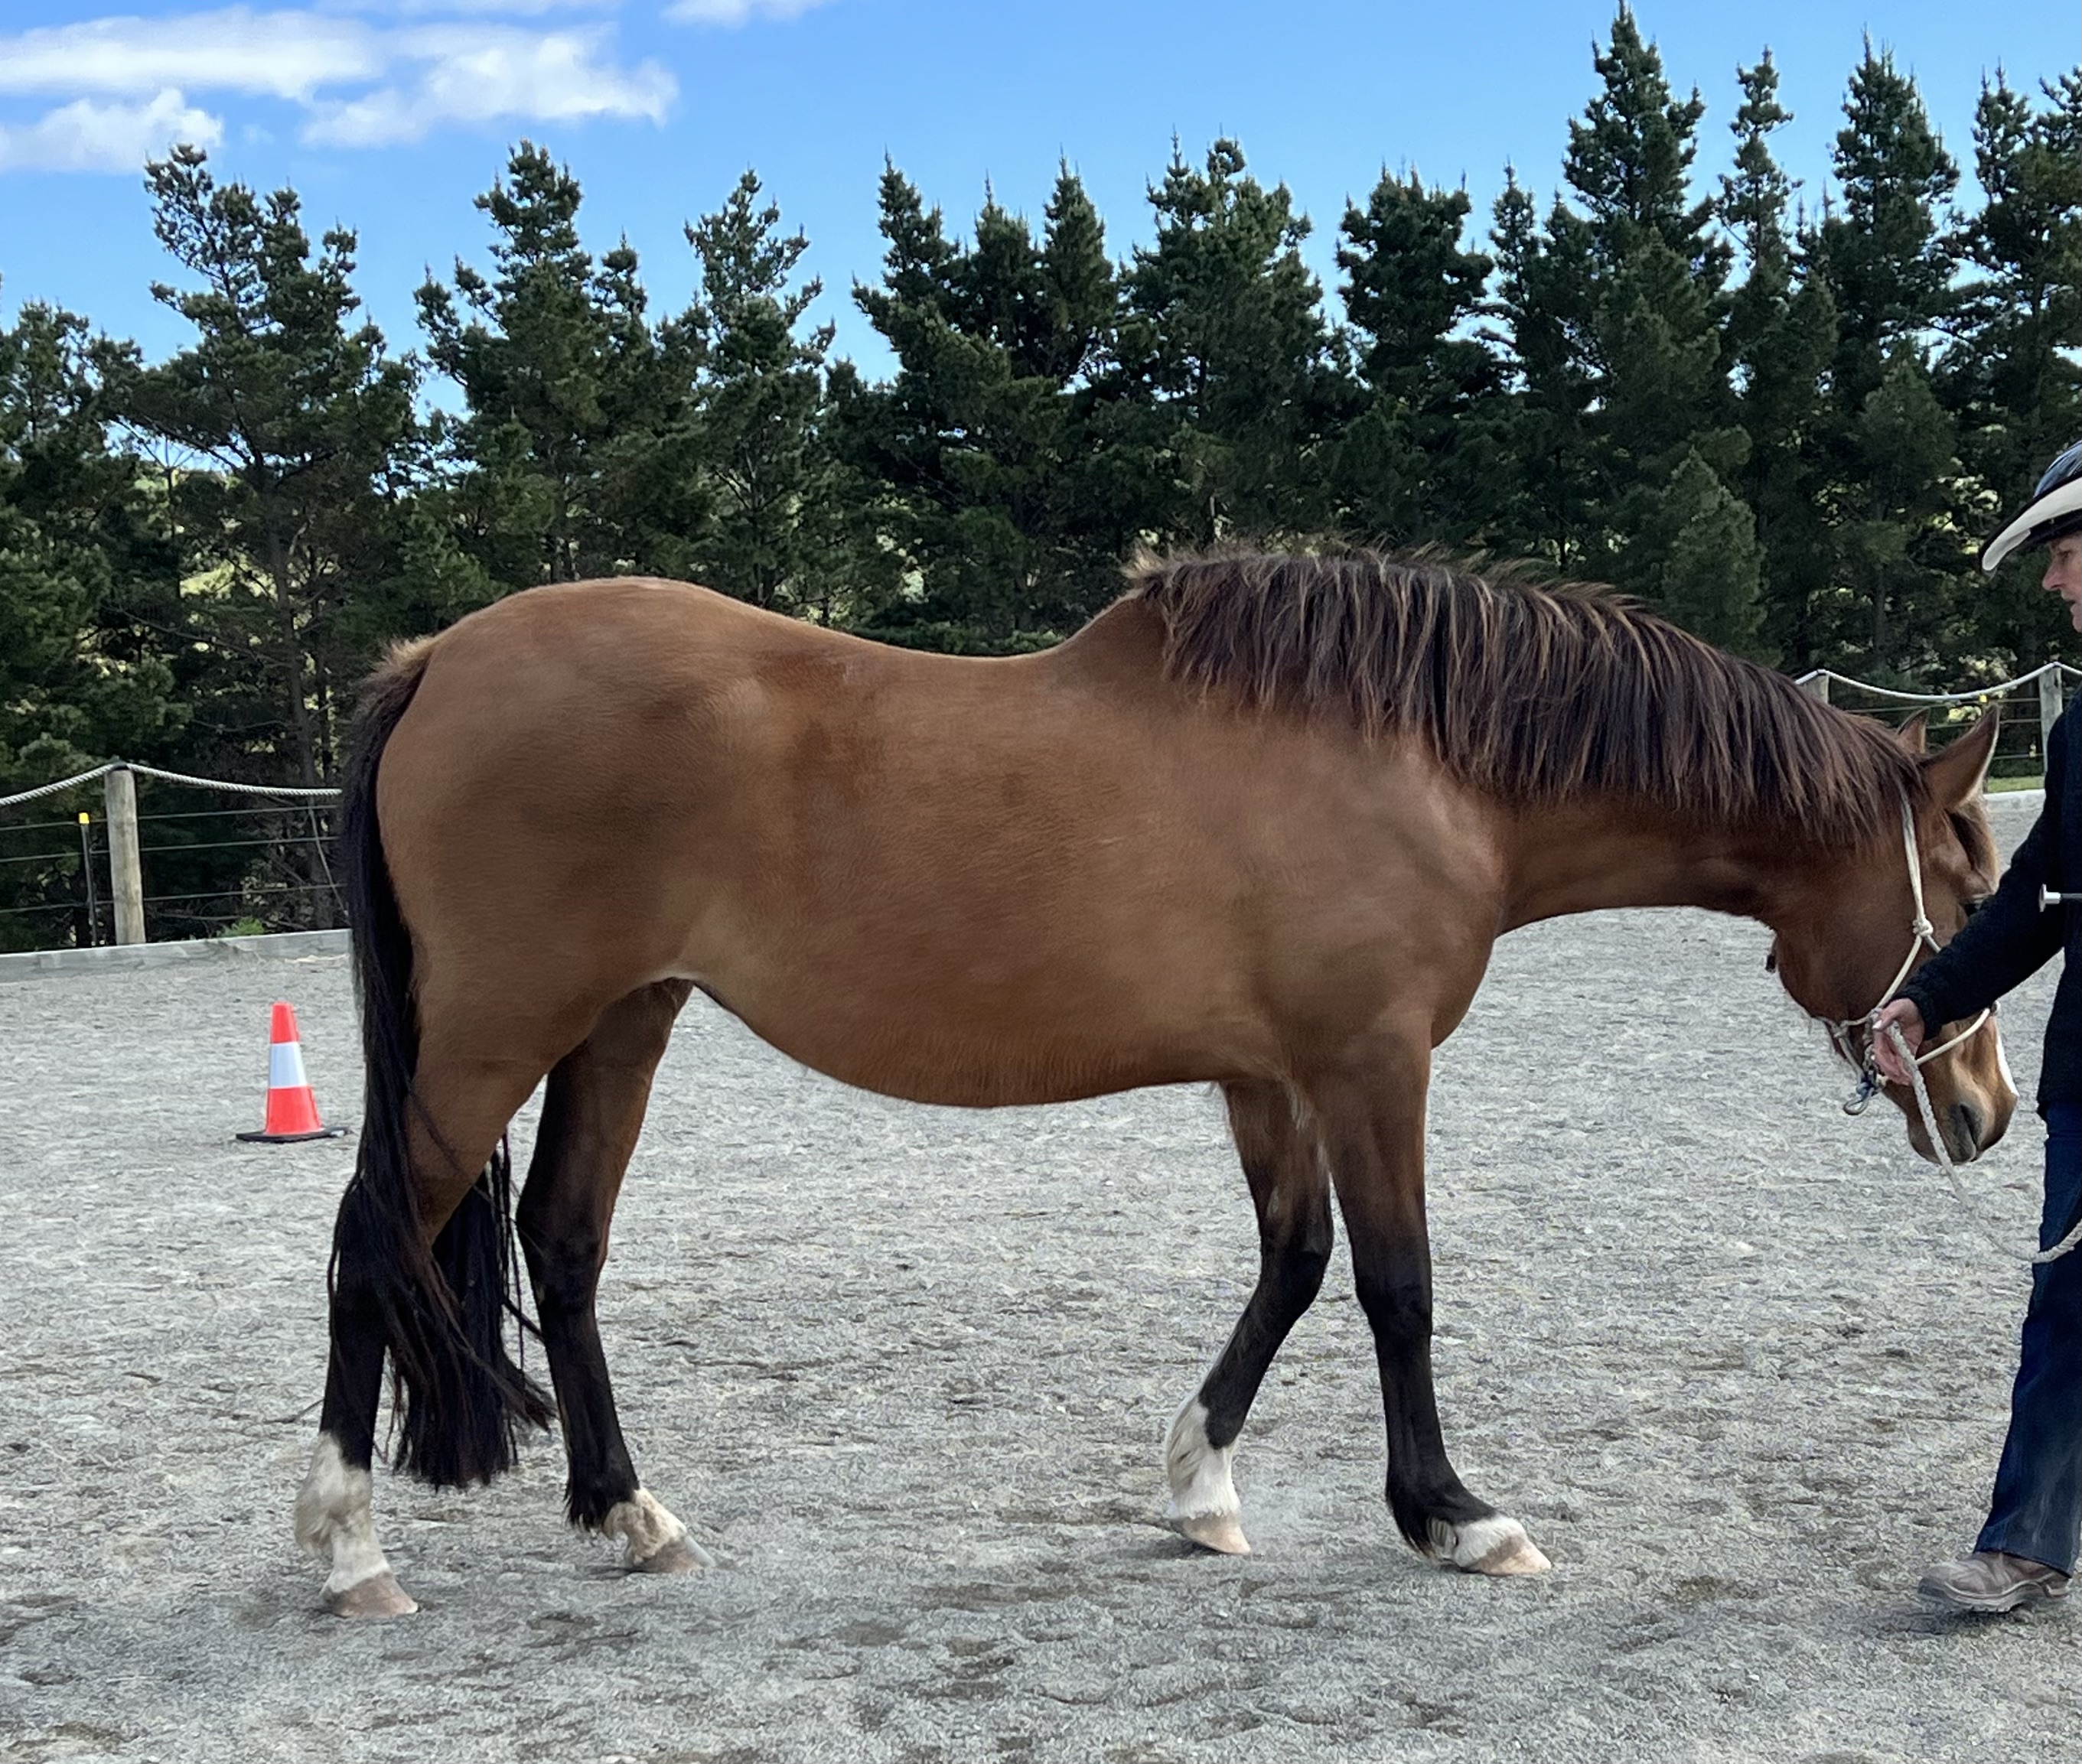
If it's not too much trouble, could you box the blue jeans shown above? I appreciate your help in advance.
[1976,1103,2082,1574]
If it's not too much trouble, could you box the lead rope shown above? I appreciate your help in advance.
[1825,793,2061,1264]
[1882,1022,2082,1267]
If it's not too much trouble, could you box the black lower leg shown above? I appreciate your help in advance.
[1355,1261,1491,1547]
[319,1243,389,1470]
[528,1255,641,1529]
[1198,1230,1333,1450]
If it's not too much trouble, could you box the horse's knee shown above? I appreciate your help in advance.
[517,1214,604,1316]
[1261,1235,1330,1318]
[1353,1270,1431,1339]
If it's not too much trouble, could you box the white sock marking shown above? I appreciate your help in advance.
[295,1434,396,1598]
[604,1488,699,1567]
[1429,1512,1550,1574]
[1164,1398,1240,1522]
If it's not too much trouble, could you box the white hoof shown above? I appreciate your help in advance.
[1164,1398,1250,1554]
[1429,1513,1550,1577]
[604,1489,713,1573]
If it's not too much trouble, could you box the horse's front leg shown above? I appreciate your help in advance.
[1310,1039,1549,1577]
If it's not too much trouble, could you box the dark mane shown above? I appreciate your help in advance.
[1127,548,1923,845]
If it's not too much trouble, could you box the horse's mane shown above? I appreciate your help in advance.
[1126,547,1925,845]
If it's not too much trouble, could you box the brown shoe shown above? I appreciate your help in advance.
[1917,1551,2071,1613]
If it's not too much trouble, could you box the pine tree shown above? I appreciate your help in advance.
[1120,138,1353,545]
[1649,449,1766,653]
[1722,53,1836,666]
[417,142,699,591]
[678,171,835,612]
[1484,168,1596,565]
[1334,169,1500,543]
[1804,49,1966,673]
[0,302,181,799]
[124,146,416,790]
[1810,44,1960,412]
[1944,70,2082,671]
[844,161,1131,647]
[1522,6,1748,620]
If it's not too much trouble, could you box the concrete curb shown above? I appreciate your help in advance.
[0,928,349,985]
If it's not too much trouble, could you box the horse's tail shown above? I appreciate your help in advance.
[332,638,552,1487]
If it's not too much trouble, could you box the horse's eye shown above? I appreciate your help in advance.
[1963,896,1989,919]
[1764,949,1778,974]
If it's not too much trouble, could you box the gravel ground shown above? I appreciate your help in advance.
[1,795,2073,1764]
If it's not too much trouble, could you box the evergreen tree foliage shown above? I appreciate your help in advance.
[1944,71,2082,669]
[0,301,179,792]
[123,145,416,789]
[679,171,840,613]
[1120,138,1352,544]
[1721,54,1837,666]
[1803,49,1967,673]
[844,161,1134,647]
[417,142,699,591]
[1334,169,1500,542]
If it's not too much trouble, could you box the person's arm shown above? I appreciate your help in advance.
[1895,707,2071,1040]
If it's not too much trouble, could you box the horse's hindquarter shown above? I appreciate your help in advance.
[380,582,1507,1105]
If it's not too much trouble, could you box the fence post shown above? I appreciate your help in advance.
[2041,666,2066,775]
[104,765,145,945]
[1799,672,1830,704]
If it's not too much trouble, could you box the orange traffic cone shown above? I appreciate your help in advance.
[237,1001,347,1143]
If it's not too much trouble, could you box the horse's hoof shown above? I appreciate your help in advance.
[630,1535,714,1575]
[1172,1512,1253,1556]
[324,1570,418,1619]
[1434,1515,1550,1577]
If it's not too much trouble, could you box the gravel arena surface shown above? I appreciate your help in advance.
[2,795,2074,1764]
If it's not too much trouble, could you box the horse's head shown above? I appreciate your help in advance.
[1768,711,2015,1164]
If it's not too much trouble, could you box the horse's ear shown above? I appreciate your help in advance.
[1923,709,2001,808]
[1895,711,1930,756]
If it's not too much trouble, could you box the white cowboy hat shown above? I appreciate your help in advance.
[1982,438,2082,572]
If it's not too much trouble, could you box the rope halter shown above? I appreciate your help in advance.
[1826,792,1991,1117]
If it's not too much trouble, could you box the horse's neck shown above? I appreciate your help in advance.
[1498,799,1826,932]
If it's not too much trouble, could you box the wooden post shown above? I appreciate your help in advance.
[1798,672,1830,704]
[104,765,145,945]
[2041,666,2066,776]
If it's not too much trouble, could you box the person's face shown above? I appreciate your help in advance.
[2046,534,2082,634]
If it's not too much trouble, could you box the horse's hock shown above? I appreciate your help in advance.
[0,794,2067,1762]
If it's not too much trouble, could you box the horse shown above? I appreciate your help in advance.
[293,548,2013,1618]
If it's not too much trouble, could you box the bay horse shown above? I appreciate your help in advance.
[295,550,2013,1617]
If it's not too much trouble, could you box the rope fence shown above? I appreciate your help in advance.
[1794,661,2076,783]
[0,761,342,955]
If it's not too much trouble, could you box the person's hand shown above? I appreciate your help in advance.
[1871,999,1926,1085]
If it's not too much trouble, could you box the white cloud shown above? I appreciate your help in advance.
[304,25,672,145]
[664,0,833,24]
[0,88,223,173]
[0,11,383,101]
[0,7,672,169]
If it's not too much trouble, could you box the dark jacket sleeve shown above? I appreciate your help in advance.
[1899,708,2070,1030]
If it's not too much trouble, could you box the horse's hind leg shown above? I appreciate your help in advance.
[516,979,709,1574]
[298,1052,549,1618]
[1165,1079,1335,1555]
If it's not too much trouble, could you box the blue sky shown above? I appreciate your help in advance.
[0,0,2074,378]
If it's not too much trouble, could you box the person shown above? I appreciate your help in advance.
[1870,439,2082,1613]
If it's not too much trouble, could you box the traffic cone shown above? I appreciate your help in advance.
[237,1000,347,1143]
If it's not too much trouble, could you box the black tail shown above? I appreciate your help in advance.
[331,641,553,1486]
